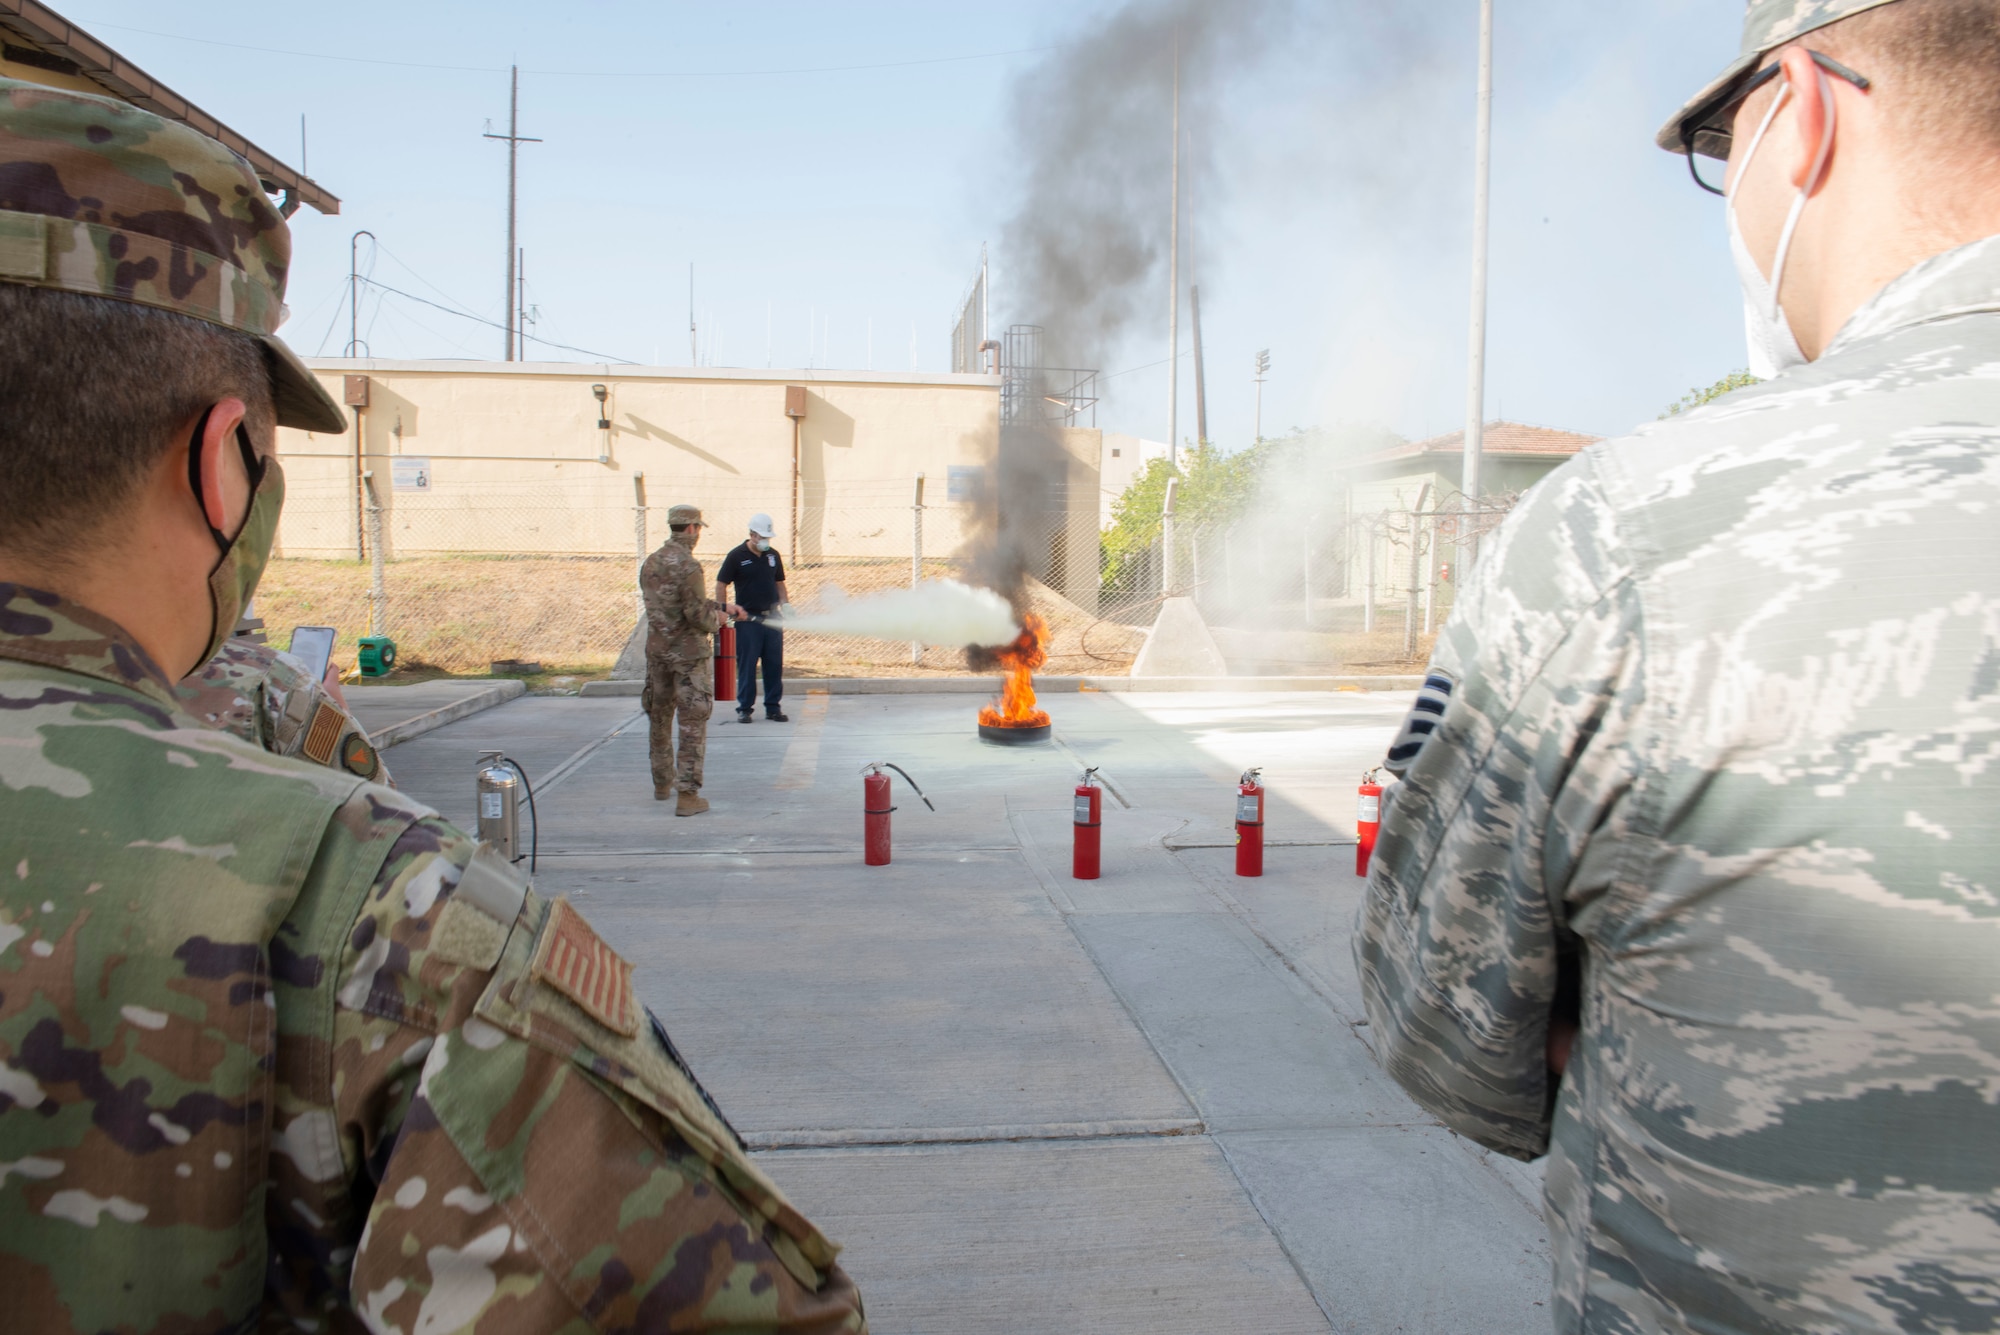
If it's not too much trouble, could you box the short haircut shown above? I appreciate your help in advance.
[1816,0,2000,157]
[0,284,276,565]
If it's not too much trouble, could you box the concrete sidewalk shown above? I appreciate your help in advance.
[382,688,1550,1334]
[344,678,525,747]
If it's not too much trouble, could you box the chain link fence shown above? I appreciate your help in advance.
[1095,496,1521,673]
[256,467,1521,679]
[257,477,1145,678]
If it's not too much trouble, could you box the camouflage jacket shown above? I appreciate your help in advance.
[640,534,721,666]
[178,635,389,785]
[0,586,865,1333]
[1357,234,2000,1334]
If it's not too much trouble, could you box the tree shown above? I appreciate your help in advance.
[1659,369,1760,419]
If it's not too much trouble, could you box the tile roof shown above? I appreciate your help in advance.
[1351,420,1601,468]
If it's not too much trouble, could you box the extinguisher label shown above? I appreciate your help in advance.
[481,791,503,820]
[1236,794,1260,823]
[1358,795,1380,822]
[1073,795,1093,825]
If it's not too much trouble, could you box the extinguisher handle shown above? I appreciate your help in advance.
[867,762,936,811]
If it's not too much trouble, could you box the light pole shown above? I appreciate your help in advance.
[1460,0,1495,537]
[1253,348,1270,443]
[346,230,374,358]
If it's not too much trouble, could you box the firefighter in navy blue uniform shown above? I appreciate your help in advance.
[716,512,790,722]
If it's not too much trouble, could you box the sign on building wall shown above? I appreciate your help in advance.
[391,456,432,492]
[947,465,983,502]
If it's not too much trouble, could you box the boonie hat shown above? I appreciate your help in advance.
[668,504,704,526]
[748,513,775,538]
[0,76,346,434]
[1657,0,1902,159]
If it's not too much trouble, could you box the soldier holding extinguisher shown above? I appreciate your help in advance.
[639,504,741,815]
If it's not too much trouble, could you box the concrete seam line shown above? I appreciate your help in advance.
[1163,839,1359,850]
[744,1118,1206,1151]
[534,711,645,796]
[1210,1133,1344,1331]
[368,680,527,748]
[1005,810,1077,915]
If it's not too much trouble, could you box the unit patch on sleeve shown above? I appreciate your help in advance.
[531,897,638,1035]
[339,730,380,779]
[300,701,345,765]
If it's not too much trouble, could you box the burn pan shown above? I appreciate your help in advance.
[978,722,1052,745]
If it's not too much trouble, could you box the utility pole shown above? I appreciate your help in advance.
[1460,0,1495,541]
[1165,29,1180,471]
[517,247,527,358]
[483,66,540,362]
[1254,349,1271,443]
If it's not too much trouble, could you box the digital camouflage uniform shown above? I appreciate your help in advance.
[0,77,864,1333]
[179,635,390,785]
[1357,234,2000,1334]
[640,527,720,796]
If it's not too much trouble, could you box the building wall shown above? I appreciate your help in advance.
[275,360,1001,564]
[1097,433,1169,526]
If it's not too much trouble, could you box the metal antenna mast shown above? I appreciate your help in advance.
[483,66,540,362]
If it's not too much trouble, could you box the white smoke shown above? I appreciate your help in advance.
[775,580,1018,648]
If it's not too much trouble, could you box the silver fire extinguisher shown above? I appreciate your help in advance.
[475,751,537,870]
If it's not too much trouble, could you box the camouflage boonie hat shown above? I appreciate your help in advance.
[0,76,346,434]
[668,504,704,526]
[1657,0,1903,158]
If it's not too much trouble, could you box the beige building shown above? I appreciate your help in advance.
[276,360,1006,566]
[1341,420,1600,516]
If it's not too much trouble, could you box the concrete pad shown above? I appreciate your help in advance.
[563,851,1197,1139]
[377,695,638,829]
[1219,1126,1552,1335]
[1070,911,1424,1133]
[345,678,526,746]
[374,688,1554,1323]
[767,1137,1331,1335]
[1132,596,1228,677]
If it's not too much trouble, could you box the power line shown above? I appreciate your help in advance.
[87,22,1058,79]
[352,275,632,361]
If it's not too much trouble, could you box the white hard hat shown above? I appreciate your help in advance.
[748,513,776,538]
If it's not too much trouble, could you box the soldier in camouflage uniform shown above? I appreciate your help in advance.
[0,78,865,1332]
[640,505,740,817]
[1356,3,2000,1332]
[179,634,390,785]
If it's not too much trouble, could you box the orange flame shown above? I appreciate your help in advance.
[977,613,1050,728]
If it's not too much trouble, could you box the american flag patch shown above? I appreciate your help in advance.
[301,703,344,765]
[531,898,638,1035]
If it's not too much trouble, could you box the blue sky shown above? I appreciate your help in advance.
[63,0,1748,446]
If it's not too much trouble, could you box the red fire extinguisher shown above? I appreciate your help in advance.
[1073,767,1102,880]
[862,762,934,866]
[714,622,737,703]
[1356,768,1384,877]
[1235,767,1265,878]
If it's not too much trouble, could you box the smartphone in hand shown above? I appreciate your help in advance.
[288,625,337,684]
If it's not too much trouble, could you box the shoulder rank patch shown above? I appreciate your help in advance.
[531,897,638,1036]
[339,730,379,778]
[301,701,344,765]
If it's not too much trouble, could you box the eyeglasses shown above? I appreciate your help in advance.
[1680,50,1871,196]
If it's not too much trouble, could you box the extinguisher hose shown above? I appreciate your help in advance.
[499,755,538,874]
[877,762,935,811]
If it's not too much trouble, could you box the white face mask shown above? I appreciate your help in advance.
[1726,66,1837,378]
[752,537,770,552]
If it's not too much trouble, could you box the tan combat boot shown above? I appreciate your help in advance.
[655,785,672,801]
[676,791,709,817]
